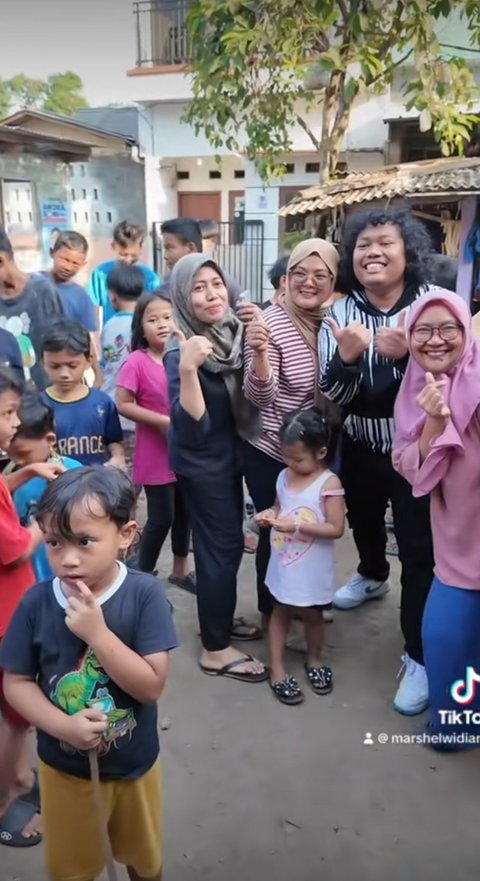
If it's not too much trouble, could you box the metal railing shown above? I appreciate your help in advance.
[152,220,265,303]
[134,0,193,67]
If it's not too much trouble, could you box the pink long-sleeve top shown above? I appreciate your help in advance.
[393,412,480,589]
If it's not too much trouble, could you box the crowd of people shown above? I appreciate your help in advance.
[0,206,478,881]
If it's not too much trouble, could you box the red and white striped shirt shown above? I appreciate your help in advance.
[244,304,316,462]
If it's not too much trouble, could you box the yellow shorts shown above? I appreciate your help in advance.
[38,759,163,881]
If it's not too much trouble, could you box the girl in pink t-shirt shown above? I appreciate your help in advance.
[117,292,193,587]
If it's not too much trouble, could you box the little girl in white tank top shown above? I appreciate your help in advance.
[256,409,345,706]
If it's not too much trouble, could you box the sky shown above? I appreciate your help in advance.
[0,0,139,106]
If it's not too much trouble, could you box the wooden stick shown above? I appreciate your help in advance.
[88,750,118,881]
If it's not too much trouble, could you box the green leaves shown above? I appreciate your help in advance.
[0,71,88,118]
[185,0,480,183]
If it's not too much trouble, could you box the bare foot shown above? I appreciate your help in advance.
[243,532,258,553]
[201,647,265,676]
[270,664,288,684]
[19,811,42,840]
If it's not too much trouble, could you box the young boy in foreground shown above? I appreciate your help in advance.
[0,466,178,880]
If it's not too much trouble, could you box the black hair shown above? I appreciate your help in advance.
[0,225,14,259]
[113,220,146,247]
[52,230,89,255]
[107,264,145,302]
[338,208,432,294]
[429,253,458,290]
[37,467,135,540]
[280,408,338,466]
[268,255,289,290]
[41,318,91,357]
[160,217,202,253]
[14,390,54,439]
[131,290,173,351]
[198,219,220,241]
[0,365,23,397]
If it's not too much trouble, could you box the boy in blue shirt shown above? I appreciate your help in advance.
[41,318,125,469]
[44,230,102,388]
[0,466,177,880]
[89,220,159,327]
[5,390,82,581]
[45,231,97,333]
[102,263,145,475]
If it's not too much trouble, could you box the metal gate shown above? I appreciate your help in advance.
[152,219,265,303]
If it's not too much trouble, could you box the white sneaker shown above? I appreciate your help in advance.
[393,654,429,716]
[333,574,390,610]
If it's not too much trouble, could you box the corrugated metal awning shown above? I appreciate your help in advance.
[279,156,480,216]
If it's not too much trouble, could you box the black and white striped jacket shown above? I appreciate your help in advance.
[319,285,434,456]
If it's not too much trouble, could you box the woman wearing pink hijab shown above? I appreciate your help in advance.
[393,289,480,749]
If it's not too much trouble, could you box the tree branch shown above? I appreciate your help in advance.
[295,113,320,151]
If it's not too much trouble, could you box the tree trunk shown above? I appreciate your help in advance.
[318,71,349,184]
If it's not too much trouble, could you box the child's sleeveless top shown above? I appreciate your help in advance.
[266,468,341,607]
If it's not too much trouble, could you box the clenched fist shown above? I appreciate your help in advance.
[417,372,450,419]
[246,319,271,354]
[177,332,214,371]
[375,311,408,361]
[324,317,372,365]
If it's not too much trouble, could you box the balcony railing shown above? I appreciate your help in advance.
[134,1,193,67]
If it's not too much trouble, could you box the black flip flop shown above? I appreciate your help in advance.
[270,675,305,705]
[304,664,333,695]
[168,572,196,595]
[199,654,268,683]
[0,798,42,848]
[231,616,263,641]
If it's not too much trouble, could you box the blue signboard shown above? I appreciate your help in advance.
[41,200,70,262]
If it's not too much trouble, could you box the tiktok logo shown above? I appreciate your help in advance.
[450,666,480,705]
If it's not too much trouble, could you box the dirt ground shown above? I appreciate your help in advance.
[2,533,480,881]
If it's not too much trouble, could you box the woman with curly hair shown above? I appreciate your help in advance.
[319,208,436,716]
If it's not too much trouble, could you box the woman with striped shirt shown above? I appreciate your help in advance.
[319,208,435,716]
[243,239,339,624]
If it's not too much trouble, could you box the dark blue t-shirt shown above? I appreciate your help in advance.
[43,387,123,465]
[0,565,178,781]
[42,273,97,332]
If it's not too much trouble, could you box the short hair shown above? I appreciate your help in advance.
[199,219,220,241]
[0,226,14,259]
[106,264,145,302]
[41,318,91,358]
[113,220,146,247]
[338,208,432,294]
[131,290,172,351]
[160,217,202,252]
[268,255,289,290]
[280,408,339,466]
[52,230,89,255]
[14,390,55,438]
[0,365,23,397]
[37,467,135,540]
[429,253,458,290]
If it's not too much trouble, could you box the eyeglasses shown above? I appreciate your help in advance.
[412,323,463,343]
[290,269,332,285]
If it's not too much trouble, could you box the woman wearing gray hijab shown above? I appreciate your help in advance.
[164,253,267,683]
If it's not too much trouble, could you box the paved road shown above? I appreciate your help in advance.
[3,535,479,881]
